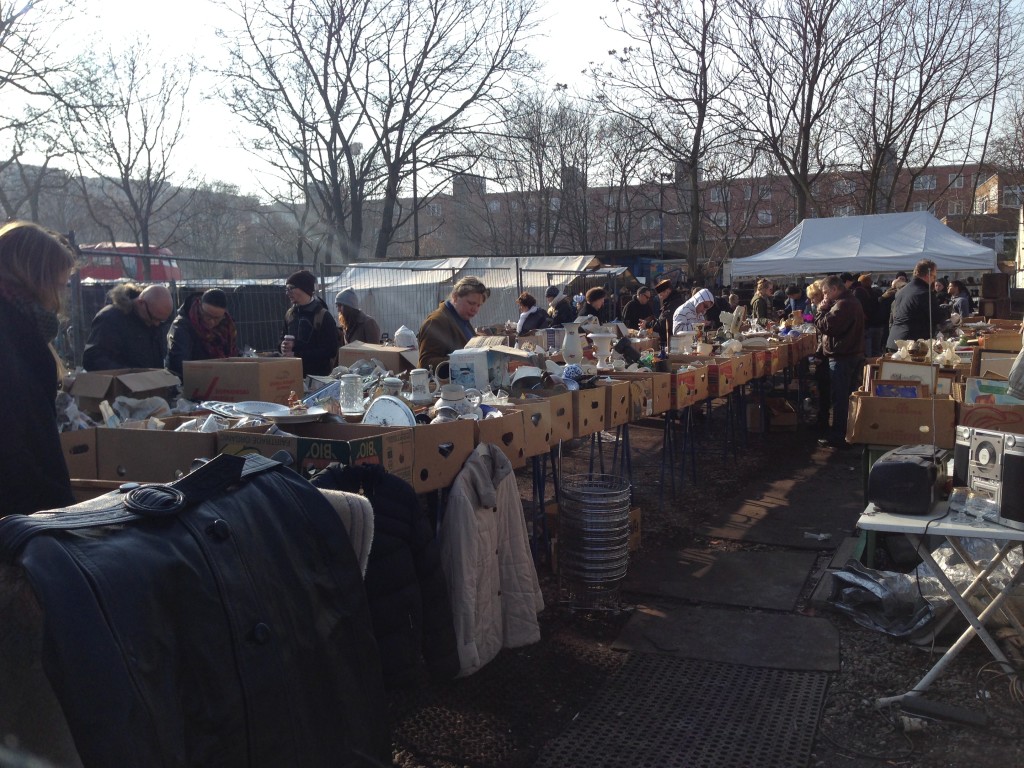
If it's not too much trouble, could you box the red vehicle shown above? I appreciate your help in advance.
[77,242,183,282]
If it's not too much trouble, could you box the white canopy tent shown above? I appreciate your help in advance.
[729,212,997,279]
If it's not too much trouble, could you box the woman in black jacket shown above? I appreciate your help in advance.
[0,221,77,515]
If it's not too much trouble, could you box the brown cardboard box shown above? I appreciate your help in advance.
[217,422,414,483]
[71,368,181,416]
[532,391,574,443]
[475,409,527,468]
[730,352,754,385]
[502,399,551,458]
[411,419,476,493]
[957,402,1024,433]
[70,479,124,503]
[609,372,654,416]
[979,332,1022,352]
[336,341,419,373]
[671,367,709,409]
[976,350,1017,379]
[846,392,956,448]
[765,397,798,431]
[96,424,218,482]
[748,349,769,379]
[597,379,631,427]
[183,357,303,405]
[60,429,98,479]
[571,388,607,437]
[674,356,736,398]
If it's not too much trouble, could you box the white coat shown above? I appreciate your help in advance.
[440,443,544,676]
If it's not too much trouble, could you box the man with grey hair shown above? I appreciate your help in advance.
[886,258,948,352]
[814,274,865,449]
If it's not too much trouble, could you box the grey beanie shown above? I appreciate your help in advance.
[335,287,359,309]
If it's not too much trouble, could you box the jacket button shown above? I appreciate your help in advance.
[208,519,231,541]
[252,623,271,644]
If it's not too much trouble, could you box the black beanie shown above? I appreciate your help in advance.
[287,270,316,296]
[201,288,228,308]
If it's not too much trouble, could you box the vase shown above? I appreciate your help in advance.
[561,321,584,365]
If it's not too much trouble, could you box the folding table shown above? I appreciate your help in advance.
[857,502,1024,707]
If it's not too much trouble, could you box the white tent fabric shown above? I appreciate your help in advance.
[323,255,598,339]
[729,212,996,278]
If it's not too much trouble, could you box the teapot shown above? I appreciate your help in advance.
[429,383,483,418]
[404,367,441,404]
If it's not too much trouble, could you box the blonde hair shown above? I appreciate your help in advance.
[806,279,825,304]
[0,221,77,311]
[451,275,489,301]
[756,278,772,294]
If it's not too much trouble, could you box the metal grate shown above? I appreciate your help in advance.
[534,652,829,768]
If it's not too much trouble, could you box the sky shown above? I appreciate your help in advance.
[71,0,628,195]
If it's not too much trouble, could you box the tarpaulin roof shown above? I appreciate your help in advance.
[729,212,996,278]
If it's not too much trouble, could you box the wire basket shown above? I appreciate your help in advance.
[558,473,632,610]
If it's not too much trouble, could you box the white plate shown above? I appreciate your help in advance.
[262,406,328,423]
[362,395,416,427]
[234,400,289,416]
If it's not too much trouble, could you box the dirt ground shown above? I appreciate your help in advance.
[390,400,1024,768]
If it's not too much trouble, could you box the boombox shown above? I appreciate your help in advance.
[953,426,1024,530]
[867,445,948,516]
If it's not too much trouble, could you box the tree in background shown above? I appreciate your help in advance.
[58,45,198,280]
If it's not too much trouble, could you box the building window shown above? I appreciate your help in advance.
[641,214,657,231]
[757,209,773,226]
[710,186,729,203]
[759,185,772,200]
[912,201,932,212]
[487,200,501,213]
[1002,186,1024,207]
[550,196,561,211]
[948,200,964,215]
[833,179,856,195]
[949,173,964,188]
[709,211,728,226]
[742,185,752,201]
[974,195,990,215]
[427,203,442,217]
[913,174,937,191]
[833,205,853,217]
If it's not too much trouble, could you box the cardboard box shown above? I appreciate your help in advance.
[846,392,956,448]
[975,351,1017,379]
[475,409,527,468]
[672,368,709,409]
[957,402,1024,433]
[217,422,414,483]
[60,429,98,479]
[183,357,303,405]
[501,399,551,458]
[70,479,124,503]
[336,341,418,373]
[765,397,798,431]
[609,373,654,417]
[629,506,641,552]
[674,356,736,398]
[597,379,631,427]
[96,423,218,482]
[729,352,754,385]
[979,332,1022,352]
[571,387,607,437]
[532,391,574,444]
[71,368,181,416]
[747,349,769,379]
[411,419,476,493]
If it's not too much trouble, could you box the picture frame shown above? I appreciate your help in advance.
[934,371,955,397]
[878,360,938,395]
[872,380,924,398]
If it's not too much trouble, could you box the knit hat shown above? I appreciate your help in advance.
[585,287,606,302]
[545,285,560,299]
[335,287,359,309]
[840,272,856,284]
[655,279,673,293]
[201,288,228,308]
[286,269,316,296]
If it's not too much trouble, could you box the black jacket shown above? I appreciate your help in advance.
[165,293,239,378]
[83,293,167,371]
[0,299,73,515]
[621,297,656,330]
[313,464,460,688]
[0,457,389,767]
[547,296,576,327]
[886,277,949,351]
[283,297,339,376]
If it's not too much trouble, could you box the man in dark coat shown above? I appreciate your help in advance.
[82,282,173,371]
[885,259,949,352]
[281,269,339,376]
[544,285,575,327]
[814,274,865,449]
[654,279,684,348]
[621,285,657,330]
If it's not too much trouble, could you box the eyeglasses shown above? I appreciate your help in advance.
[199,304,226,325]
[140,299,171,326]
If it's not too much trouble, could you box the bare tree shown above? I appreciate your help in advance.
[590,115,659,252]
[845,0,1021,215]
[59,45,198,279]
[593,0,740,276]
[729,0,876,223]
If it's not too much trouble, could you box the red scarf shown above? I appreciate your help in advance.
[188,300,238,359]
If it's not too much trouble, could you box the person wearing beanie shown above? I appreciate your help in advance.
[578,286,608,321]
[335,287,382,347]
[165,287,240,378]
[282,270,339,375]
[544,284,575,327]
[653,279,684,346]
